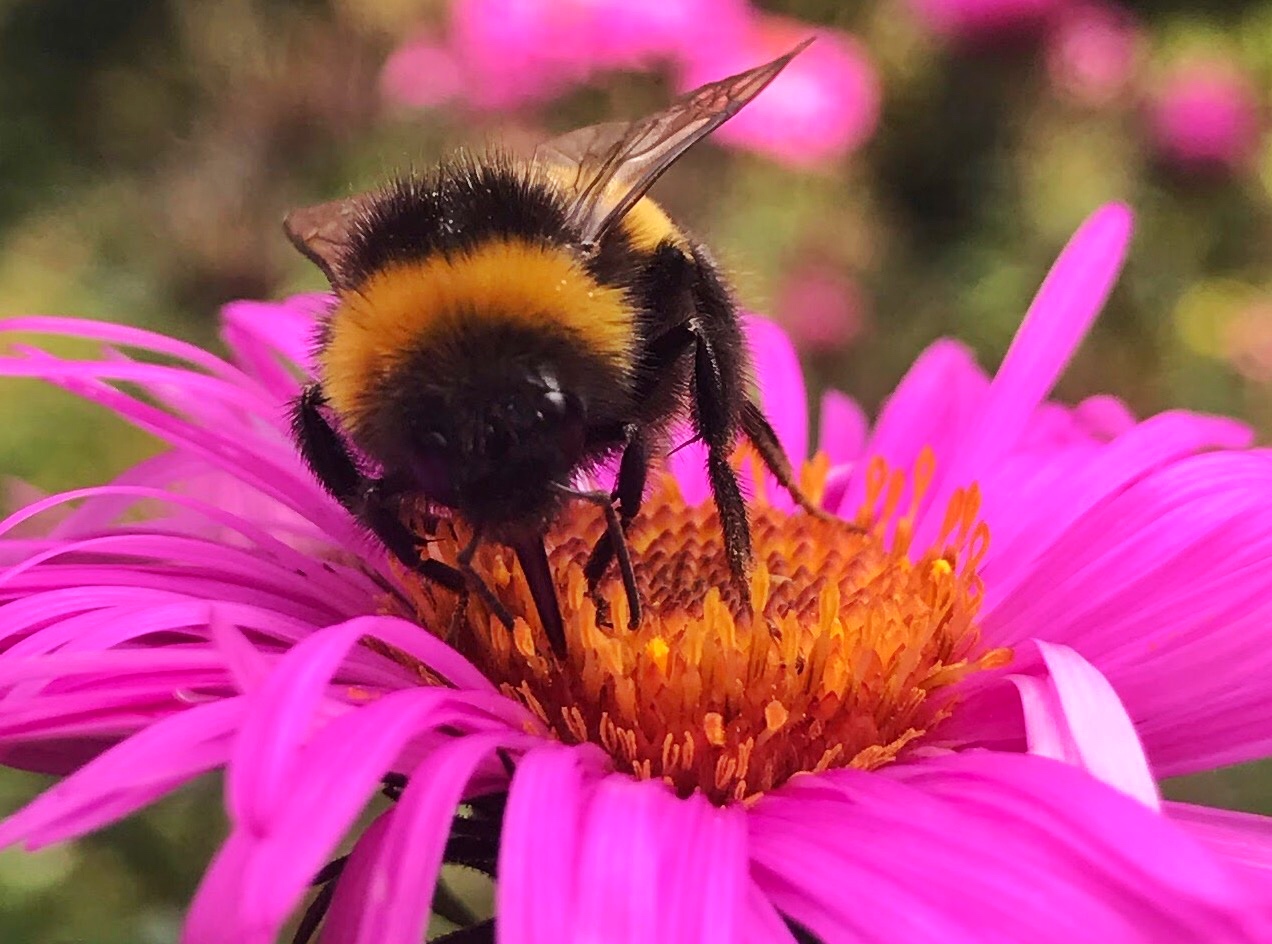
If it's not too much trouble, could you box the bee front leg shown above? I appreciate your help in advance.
[560,482,642,631]
[292,383,469,594]
[455,527,516,632]
[582,428,649,605]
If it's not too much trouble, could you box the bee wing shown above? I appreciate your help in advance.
[536,38,811,248]
[283,192,378,288]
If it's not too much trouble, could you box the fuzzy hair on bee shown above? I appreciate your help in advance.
[286,39,828,656]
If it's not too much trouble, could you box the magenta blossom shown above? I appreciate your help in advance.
[3,205,1272,942]
[676,16,880,168]
[907,0,1068,44]
[1045,1,1142,107]
[380,31,466,111]
[415,0,752,113]
[773,263,869,352]
[1147,58,1263,174]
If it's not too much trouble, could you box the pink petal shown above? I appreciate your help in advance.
[981,409,1253,574]
[207,690,528,944]
[817,389,868,464]
[980,449,1272,776]
[666,426,712,506]
[219,294,329,394]
[0,339,355,541]
[838,339,987,519]
[209,606,273,694]
[743,882,802,944]
[227,618,510,835]
[183,832,278,942]
[572,775,748,944]
[573,778,663,942]
[744,314,809,467]
[1010,641,1159,810]
[359,733,512,944]
[318,810,395,943]
[1073,393,1137,439]
[751,751,1267,942]
[913,204,1135,545]
[1,316,255,385]
[0,698,244,849]
[498,744,599,943]
[1168,801,1272,919]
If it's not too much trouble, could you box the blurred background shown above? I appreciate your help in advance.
[1,0,1271,939]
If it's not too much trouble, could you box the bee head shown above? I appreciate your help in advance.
[399,365,589,531]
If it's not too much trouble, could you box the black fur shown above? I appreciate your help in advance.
[292,163,818,654]
[339,154,572,288]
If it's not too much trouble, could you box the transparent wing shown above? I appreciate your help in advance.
[282,192,378,288]
[535,38,812,248]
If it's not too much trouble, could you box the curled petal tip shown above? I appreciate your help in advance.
[1086,202,1135,247]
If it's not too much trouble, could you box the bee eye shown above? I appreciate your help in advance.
[421,430,447,452]
[542,390,570,419]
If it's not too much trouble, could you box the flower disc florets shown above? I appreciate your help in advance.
[391,449,1009,804]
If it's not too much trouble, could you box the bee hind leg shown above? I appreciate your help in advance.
[738,399,836,520]
[689,329,753,584]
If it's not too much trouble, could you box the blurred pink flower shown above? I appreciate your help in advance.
[5,207,1272,941]
[1045,2,1141,106]
[677,17,881,168]
[395,0,753,113]
[380,32,465,111]
[445,0,607,112]
[908,0,1068,43]
[567,0,753,72]
[775,264,868,351]
[1147,59,1263,173]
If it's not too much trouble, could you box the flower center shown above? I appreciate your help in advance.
[392,450,1009,805]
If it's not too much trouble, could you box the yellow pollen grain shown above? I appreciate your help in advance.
[645,637,671,674]
[390,447,1011,805]
[704,712,727,747]
[764,700,789,733]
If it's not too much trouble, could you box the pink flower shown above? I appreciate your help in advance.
[380,32,465,111]
[773,263,868,352]
[4,206,1272,942]
[676,16,881,168]
[908,0,1068,44]
[561,0,753,73]
[1045,2,1142,107]
[423,0,753,113]
[446,0,595,111]
[1147,58,1263,174]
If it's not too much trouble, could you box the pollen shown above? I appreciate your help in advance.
[393,448,1010,805]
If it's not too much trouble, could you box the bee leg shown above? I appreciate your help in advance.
[293,384,362,503]
[738,400,837,521]
[560,484,641,630]
[582,430,649,618]
[293,384,472,597]
[509,535,567,656]
[455,527,516,632]
[580,322,696,605]
[688,329,753,583]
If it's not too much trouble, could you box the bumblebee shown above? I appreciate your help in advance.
[286,41,824,656]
